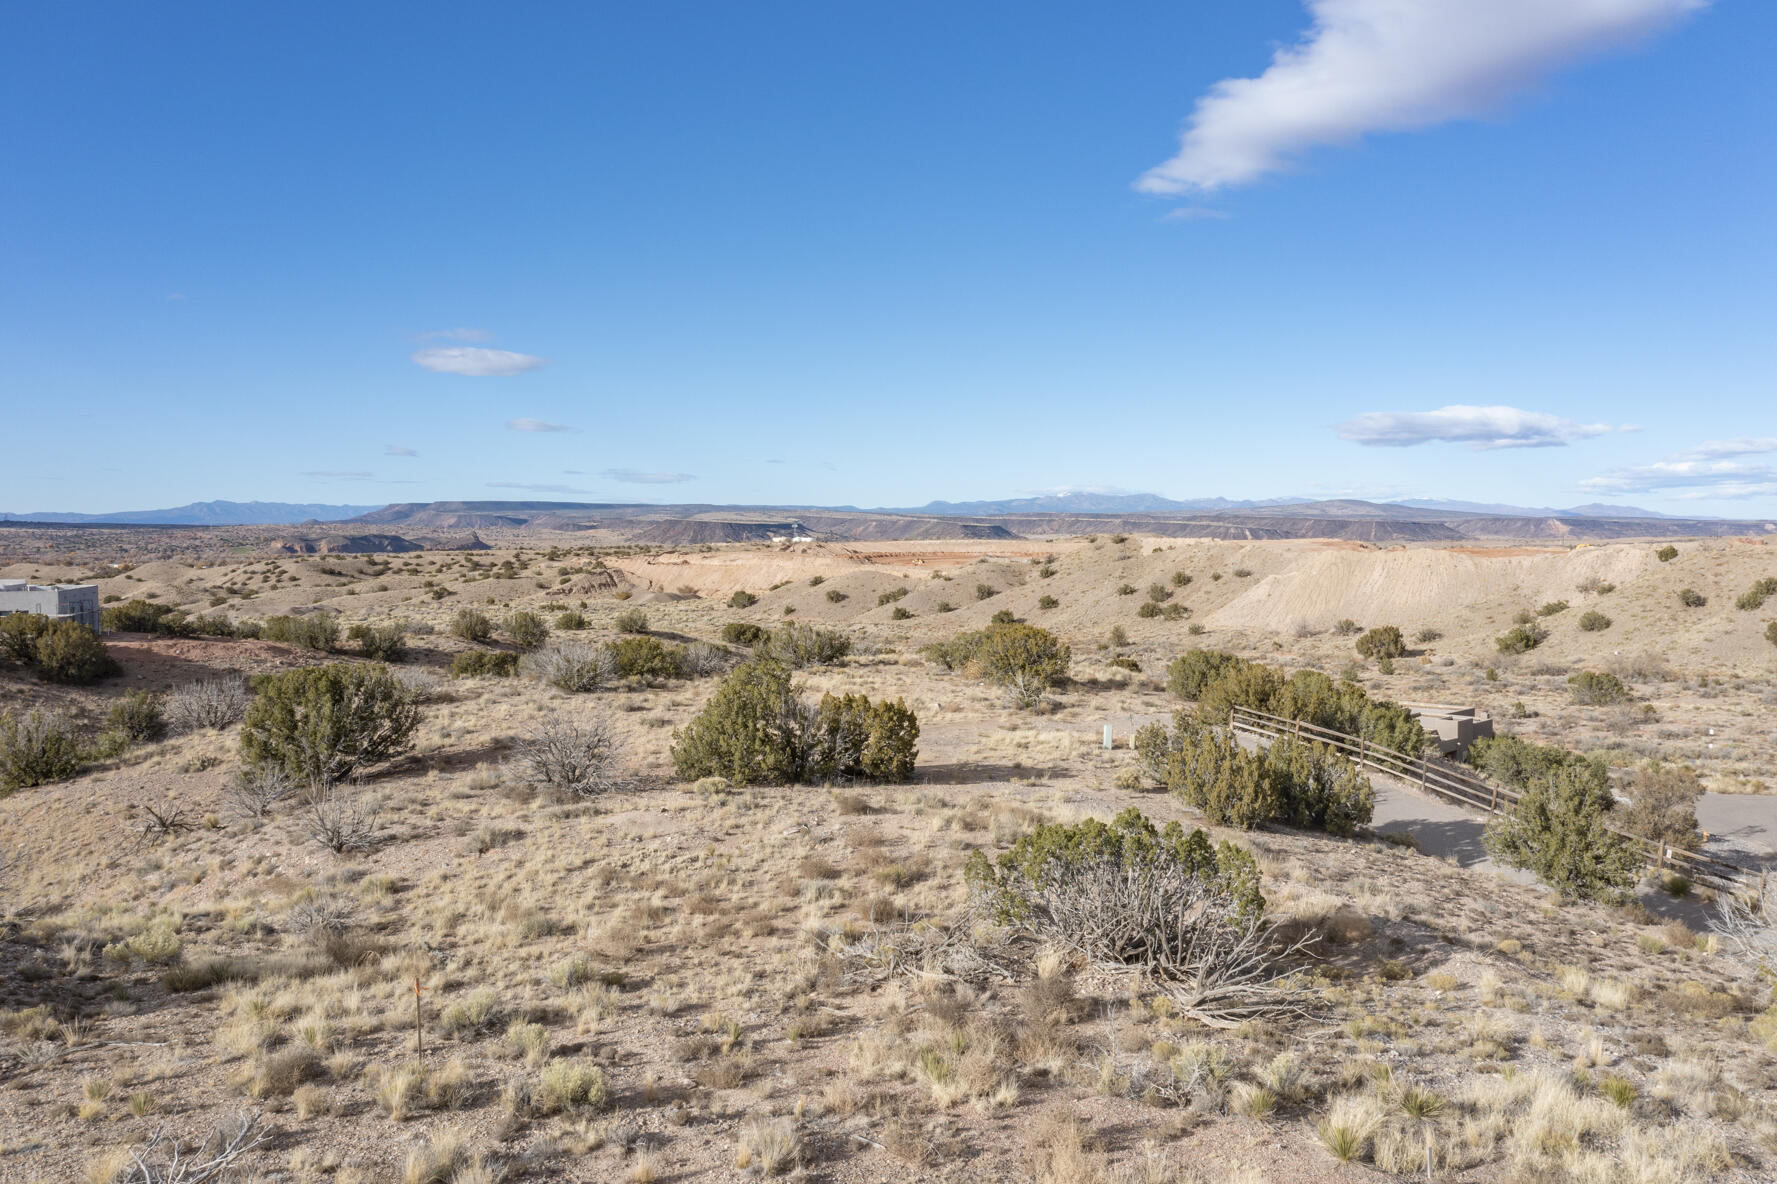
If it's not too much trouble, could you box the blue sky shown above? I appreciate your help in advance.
[3,1,1773,516]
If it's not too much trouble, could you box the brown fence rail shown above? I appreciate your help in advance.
[1229,706,1759,895]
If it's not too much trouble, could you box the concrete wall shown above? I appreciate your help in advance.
[0,582,102,630]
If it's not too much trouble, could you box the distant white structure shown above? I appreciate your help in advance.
[0,581,102,630]
[1401,702,1495,758]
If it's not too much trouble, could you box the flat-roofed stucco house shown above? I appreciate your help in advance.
[0,581,102,630]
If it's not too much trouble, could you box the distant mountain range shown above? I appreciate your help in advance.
[1388,498,1676,520]
[0,492,1709,528]
[0,500,384,525]
[896,493,1312,515]
[895,492,1681,520]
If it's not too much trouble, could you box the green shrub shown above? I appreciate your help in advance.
[1568,671,1629,705]
[614,608,649,634]
[0,709,89,791]
[1536,601,1569,617]
[760,621,850,668]
[1484,766,1639,903]
[877,587,908,607]
[449,608,494,642]
[100,599,197,636]
[1495,623,1548,653]
[1734,578,1777,612]
[720,622,770,647]
[1171,571,1192,588]
[1116,583,1136,596]
[890,605,913,620]
[1354,626,1405,661]
[806,692,920,783]
[826,589,847,603]
[1108,657,1141,673]
[105,690,166,744]
[347,622,408,662]
[975,583,996,601]
[0,614,50,665]
[1577,610,1612,632]
[1177,657,1428,754]
[965,807,1263,924]
[1136,715,1372,835]
[670,661,919,786]
[990,609,1016,625]
[1166,650,1242,700]
[502,611,549,650]
[607,635,682,680]
[241,664,420,787]
[1768,621,1777,648]
[554,610,588,630]
[1037,595,1059,610]
[1655,545,1678,562]
[729,591,758,609]
[1467,735,1608,797]
[1678,588,1706,608]
[262,614,341,652]
[1147,583,1171,604]
[450,651,519,678]
[31,620,121,683]
[1137,602,1162,619]
[670,661,804,786]
[1332,619,1361,637]
[931,622,1069,707]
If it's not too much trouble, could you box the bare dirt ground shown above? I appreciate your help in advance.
[3,534,1777,1182]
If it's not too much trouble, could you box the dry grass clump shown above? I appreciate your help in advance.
[403,1126,494,1184]
[733,1116,801,1176]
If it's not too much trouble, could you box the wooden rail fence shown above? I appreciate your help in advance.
[1229,706,1760,896]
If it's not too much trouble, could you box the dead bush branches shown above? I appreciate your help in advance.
[515,716,629,796]
[988,856,1314,1029]
[822,912,1021,986]
[1716,881,1777,980]
[122,1110,269,1183]
[225,765,299,822]
[132,803,194,846]
[163,677,249,733]
[526,641,617,693]
[298,787,381,853]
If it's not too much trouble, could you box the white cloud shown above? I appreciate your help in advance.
[385,444,419,457]
[1138,0,1706,193]
[1160,207,1230,221]
[506,418,574,433]
[1584,439,1777,498]
[1678,437,1777,459]
[1337,404,1612,450]
[412,347,545,376]
[487,482,591,495]
[600,468,695,484]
